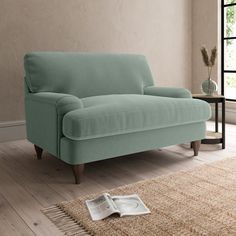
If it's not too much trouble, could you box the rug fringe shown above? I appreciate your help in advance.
[42,205,92,236]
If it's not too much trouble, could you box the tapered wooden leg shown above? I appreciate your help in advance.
[190,142,193,148]
[34,145,43,160]
[72,164,85,184]
[191,140,201,156]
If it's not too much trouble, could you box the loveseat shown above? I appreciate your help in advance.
[24,52,211,184]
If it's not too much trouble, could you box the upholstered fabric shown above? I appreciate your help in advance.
[144,86,192,98]
[25,92,83,156]
[60,122,206,164]
[62,94,210,140]
[24,52,211,166]
[24,52,153,97]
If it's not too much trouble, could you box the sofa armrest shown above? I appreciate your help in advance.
[25,92,83,156]
[144,86,192,98]
[26,92,83,115]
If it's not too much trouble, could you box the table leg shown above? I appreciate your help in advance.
[222,98,225,149]
[215,102,218,133]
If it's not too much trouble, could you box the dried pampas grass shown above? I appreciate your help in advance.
[201,47,210,67]
[200,46,217,78]
[210,46,217,67]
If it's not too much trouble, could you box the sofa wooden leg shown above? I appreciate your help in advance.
[34,145,43,160]
[191,140,201,156]
[72,164,85,184]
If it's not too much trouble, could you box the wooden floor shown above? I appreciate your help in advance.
[0,122,236,236]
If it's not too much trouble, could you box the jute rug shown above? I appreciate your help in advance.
[43,158,236,236]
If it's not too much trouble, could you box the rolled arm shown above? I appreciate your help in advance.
[144,86,192,98]
[25,92,83,156]
[26,92,83,115]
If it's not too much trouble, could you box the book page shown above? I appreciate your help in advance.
[111,194,150,217]
[86,193,119,221]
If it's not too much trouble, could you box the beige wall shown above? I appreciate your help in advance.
[192,0,220,94]
[192,0,236,123]
[0,0,192,122]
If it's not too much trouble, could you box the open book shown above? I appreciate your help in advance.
[86,193,150,221]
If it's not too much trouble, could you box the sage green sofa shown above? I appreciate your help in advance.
[24,52,211,184]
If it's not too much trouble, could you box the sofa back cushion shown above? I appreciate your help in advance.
[24,52,154,97]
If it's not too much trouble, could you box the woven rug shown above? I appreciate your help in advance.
[43,158,236,236]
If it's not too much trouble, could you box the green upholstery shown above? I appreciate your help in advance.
[63,94,210,140]
[24,52,211,166]
[144,86,192,98]
[25,91,83,156]
[60,122,206,165]
[24,52,153,97]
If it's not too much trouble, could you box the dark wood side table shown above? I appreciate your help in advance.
[192,94,225,149]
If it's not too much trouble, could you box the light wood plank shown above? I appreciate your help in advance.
[0,148,65,206]
[0,165,63,236]
[6,141,108,200]
[0,193,34,236]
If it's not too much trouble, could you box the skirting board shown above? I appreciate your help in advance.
[210,106,236,124]
[0,120,26,143]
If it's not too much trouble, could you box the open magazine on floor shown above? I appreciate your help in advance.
[85,193,150,221]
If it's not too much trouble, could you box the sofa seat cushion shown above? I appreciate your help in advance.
[62,94,211,140]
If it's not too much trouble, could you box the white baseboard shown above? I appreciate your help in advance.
[224,108,236,124]
[0,120,26,143]
[211,106,236,124]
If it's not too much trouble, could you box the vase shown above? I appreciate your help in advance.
[201,78,218,96]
